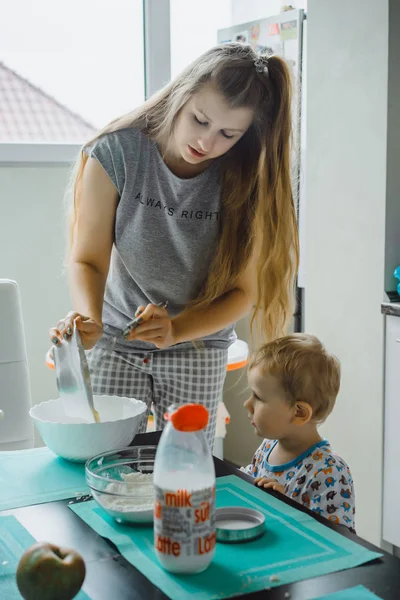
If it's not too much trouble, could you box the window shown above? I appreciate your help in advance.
[0,0,144,142]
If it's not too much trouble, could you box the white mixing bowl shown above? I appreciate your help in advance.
[30,395,147,462]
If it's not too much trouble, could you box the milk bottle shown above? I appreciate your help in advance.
[153,403,216,574]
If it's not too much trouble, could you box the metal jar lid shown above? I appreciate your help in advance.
[215,506,265,543]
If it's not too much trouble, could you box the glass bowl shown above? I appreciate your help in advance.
[85,446,157,524]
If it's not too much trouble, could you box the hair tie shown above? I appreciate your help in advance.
[254,57,269,76]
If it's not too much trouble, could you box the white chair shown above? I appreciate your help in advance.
[213,339,249,460]
[0,279,34,450]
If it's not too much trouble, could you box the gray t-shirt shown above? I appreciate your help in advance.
[84,127,236,352]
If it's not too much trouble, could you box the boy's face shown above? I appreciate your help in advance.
[244,365,294,440]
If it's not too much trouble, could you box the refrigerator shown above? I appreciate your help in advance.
[218,8,307,332]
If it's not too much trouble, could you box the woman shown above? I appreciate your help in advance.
[49,43,299,447]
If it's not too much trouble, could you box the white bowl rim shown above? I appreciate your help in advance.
[29,396,147,425]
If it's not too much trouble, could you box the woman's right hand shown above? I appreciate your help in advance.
[48,311,103,351]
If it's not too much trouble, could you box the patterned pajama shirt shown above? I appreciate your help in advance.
[243,439,356,531]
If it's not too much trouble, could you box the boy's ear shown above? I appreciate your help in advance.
[292,401,313,426]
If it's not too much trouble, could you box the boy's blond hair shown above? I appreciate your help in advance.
[249,333,341,422]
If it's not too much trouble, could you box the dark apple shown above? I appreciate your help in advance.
[16,541,86,600]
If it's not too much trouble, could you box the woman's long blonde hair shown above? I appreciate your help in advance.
[69,43,299,343]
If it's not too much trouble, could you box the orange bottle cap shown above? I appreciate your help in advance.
[170,404,209,432]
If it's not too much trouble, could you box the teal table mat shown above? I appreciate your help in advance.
[0,447,88,511]
[313,585,382,599]
[0,515,90,599]
[70,475,382,600]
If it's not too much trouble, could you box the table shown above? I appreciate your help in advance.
[2,431,400,600]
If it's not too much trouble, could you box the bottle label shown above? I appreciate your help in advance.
[154,484,216,559]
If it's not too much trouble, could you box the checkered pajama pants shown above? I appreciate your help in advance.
[86,344,228,448]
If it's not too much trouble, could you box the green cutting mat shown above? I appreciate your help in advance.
[0,515,90,599]
[0,447,88,511]
[70,475,382,599]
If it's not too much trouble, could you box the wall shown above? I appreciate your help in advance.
[170,0,232,77]
[305,0,389,546]
[231,0,307,25]
[385,0,400,292]
[0,165,71,441]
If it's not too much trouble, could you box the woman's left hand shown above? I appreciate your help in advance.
[125,303,176,349]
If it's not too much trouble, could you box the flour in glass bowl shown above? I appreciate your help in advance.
[95,471,154,523]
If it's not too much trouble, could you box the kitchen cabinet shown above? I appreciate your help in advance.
[383,309,400,546]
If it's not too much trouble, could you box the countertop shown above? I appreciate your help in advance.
[381,302,400,317]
